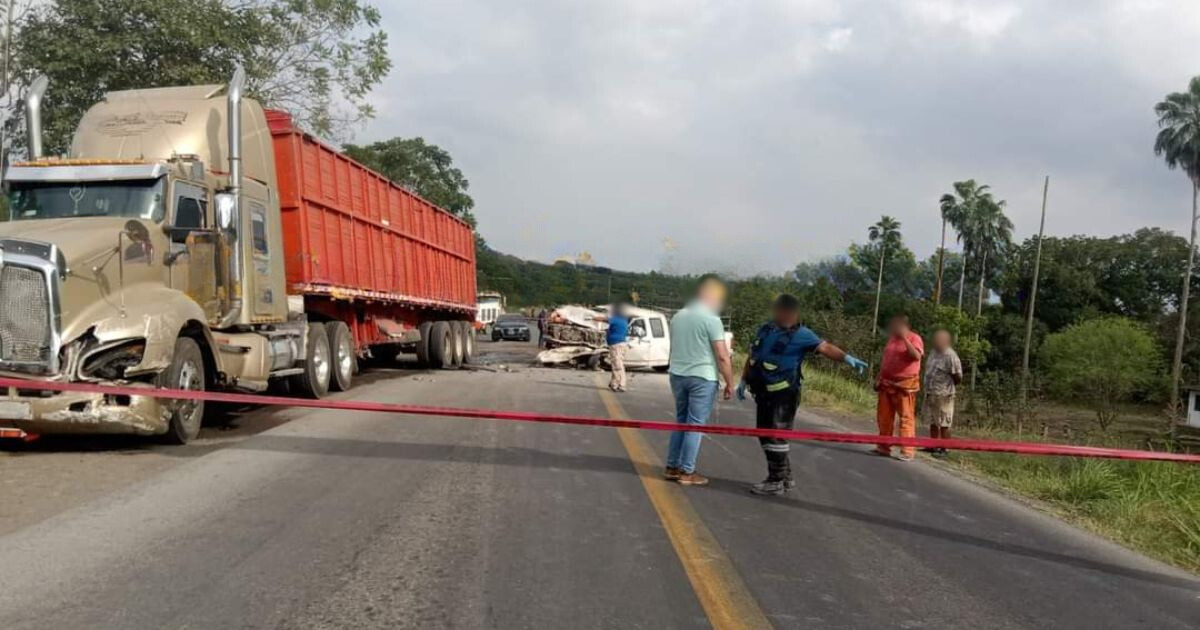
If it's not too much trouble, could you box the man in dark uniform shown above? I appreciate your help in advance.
[738,294,868,496]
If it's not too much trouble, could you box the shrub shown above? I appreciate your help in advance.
[1040,317,1162,431]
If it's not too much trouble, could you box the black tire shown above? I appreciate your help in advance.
[428,321,453,369]
[416,321,434,367]
[160,337,206,445]
[586,352,603,371]
[289,323,331,399]
[449,322,465,368]
[653,365,670,373]
[459,322,475,364]
[326,321,355,392]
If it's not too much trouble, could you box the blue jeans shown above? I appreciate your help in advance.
[666,374,719,474]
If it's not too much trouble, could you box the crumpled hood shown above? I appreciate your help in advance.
[0,217,135,269]
[0,217,166,347]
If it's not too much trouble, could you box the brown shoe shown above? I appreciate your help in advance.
[663,467,683,480]
[677,472,710,486]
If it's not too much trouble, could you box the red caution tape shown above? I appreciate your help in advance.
[1,376,1198,463]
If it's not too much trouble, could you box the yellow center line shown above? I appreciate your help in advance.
[595,376,773,630]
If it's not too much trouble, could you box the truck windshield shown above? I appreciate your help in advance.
[6,179,165,222]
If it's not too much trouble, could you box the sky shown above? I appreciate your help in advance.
[356,0,1200,276]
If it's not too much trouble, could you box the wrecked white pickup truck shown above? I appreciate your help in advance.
[536,305,673,371]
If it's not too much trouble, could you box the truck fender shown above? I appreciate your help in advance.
[81,287,219,377]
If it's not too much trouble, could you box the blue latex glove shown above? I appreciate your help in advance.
[736,381,747,401]
[844,355,868,375]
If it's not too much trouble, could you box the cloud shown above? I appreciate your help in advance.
[904,0,1022,42]
[823,27,854,53]
[356,0,1200,275]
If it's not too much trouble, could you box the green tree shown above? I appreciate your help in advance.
[344,137,476,225]
[1040,318,1161,431]
[904,301,989,375]
[963,197,1013,319]
[939,180,1001,310]
[936,182,972,304]
[1153,76,1200,424]
[866,215,902,335]
[936,180,984,307]
[1000,230,1194,331]
[13,0,390,154]
[914,251,961,302]
[794,256,870,302]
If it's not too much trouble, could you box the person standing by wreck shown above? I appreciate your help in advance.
[604,304,631,392]
[537,309,549,348]
[664,275,734,486]
[874,314,924,461]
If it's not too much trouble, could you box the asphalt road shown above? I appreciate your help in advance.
[0,338,1197,629]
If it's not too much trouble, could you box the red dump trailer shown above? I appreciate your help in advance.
[267,111,477,371]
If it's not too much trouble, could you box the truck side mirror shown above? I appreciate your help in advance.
[215,193,236,232]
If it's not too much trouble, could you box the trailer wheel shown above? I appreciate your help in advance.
[428,321,453,369]
[416,321,434,367]
[449,322,465,368]
[290,323,331,398]
[326,321,355,392]
[459,322,475,364]
[160,337,207,445]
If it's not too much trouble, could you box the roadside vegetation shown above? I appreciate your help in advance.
[799,368,1200,573]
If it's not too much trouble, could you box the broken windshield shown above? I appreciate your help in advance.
[6,178,165,222]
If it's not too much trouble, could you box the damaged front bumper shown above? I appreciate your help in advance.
[0,381,168,436]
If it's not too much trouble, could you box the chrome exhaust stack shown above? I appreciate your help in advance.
[217,64,246,327]
[228,63,244,212]
[25,75,49,159]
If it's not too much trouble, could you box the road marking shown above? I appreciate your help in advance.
[596,377,772,630]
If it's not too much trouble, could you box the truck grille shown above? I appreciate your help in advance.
[0,265,52,365]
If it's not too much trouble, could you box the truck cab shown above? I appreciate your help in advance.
[622,307,672,369]
[0,69,305,443]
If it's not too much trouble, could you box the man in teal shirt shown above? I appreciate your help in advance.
[664,275,734,486]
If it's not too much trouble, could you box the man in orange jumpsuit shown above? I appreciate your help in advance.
[874,314,924,461]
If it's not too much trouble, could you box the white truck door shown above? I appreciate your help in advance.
[647,316,670,366]
[625,317,651,367]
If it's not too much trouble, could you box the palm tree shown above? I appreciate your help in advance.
[868,215,902,335]
[960,196,1013,390]
[938,180,996,310]
[965,197,1013,318]
[1154,76,1200,430]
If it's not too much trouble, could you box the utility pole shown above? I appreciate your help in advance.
[1019,176,1050,425]
[934,218,947,305]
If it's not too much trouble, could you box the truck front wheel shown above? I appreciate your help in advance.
[428,321,453,369]
[326,321,355,392]
[290,323,331,399]
[160,337,207,444]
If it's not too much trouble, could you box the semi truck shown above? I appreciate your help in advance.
[0,66,477,443]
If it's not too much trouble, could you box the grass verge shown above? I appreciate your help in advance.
[803,369,875,415]
[800,368,1200,574]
